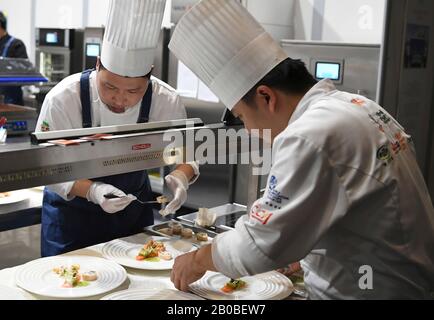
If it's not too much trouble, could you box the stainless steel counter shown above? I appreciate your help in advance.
[0,188,43,232]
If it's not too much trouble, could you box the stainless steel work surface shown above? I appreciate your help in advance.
[178,203,247,229]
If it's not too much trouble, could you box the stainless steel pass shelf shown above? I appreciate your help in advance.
[0,120,251,192]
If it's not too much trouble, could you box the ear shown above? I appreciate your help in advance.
[256,85,277,113]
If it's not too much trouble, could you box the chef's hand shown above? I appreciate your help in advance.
[171,250,207,292]
[277,262,302,276]
[86,182,135,213]
[171,244,215,292]
[164,170,189,214]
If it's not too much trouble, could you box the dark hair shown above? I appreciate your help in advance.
[0,11,7,30]
[242,58,317,104]
[98,60,152,79]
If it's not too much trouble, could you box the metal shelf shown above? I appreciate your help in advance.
[0,120,250,193]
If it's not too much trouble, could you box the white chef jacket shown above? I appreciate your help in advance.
[36,71,196,199]
[212,79,434,299]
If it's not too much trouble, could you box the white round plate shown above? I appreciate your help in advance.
[101,288,204,300]
[15,256,127,299]
[102,237,197,270]
[0,190,28,205]
[0,285,26,300]
[189,271,293,300]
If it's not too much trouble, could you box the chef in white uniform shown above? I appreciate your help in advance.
[168,0,434,299]
[36,0,198,256]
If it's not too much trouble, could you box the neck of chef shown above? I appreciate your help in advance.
[233,86,305,143]
[0,28,7,39]
[264,91,304,141]
[275,91,303,135]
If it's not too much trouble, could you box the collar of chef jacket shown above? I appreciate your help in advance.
[288,79,337,126]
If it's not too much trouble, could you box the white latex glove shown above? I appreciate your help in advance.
[195,207,217,227]
[163,170,189,215]
[86,182,136,214]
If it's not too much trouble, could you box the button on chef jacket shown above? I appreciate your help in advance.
[212,79,434,299]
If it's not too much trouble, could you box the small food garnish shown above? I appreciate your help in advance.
[221,278,247,293]
[136,239,169,261]
[158,227,173,236]
[82,271,98,281]
[181,228,193,239]
[156,195,169,204]
[196,232,208,242]
[158,251,173,261]
[169,222,183,235]
[52,264,96,288]
[0,192,10,198]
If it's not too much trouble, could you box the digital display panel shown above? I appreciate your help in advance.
[86,44,100,57]
[45,32,58,44]
[315,62,341,81]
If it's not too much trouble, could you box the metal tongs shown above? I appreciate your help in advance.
[103,193,169,205]
[103,194,174,219]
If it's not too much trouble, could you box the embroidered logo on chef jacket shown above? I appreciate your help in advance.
[390,131,409,155]
[369,110,392,134]
[369,109,411,159]
[250,204,273,225]
[377,145,393,166]
[41,120,50,132]
[375,110,391,124]
[266,175,289,206]
[351,98,366,106]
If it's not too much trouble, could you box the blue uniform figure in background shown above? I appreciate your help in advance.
[0,11,29,105]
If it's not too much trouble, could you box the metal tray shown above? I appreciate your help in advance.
[144,220,217,245]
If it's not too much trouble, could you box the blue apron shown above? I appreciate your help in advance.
[41,69,154,256]
[0,36,24,105]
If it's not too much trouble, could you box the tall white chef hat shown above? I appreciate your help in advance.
[169,0,288,110]
[101,0,166,77]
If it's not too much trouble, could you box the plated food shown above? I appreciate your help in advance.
[52,264,98,288]
[15,255,127,298]
[0,192,10,198]
[136,239,173,261]
[102,237,197,270]
[190,271,294,300]
[221,278,247,293]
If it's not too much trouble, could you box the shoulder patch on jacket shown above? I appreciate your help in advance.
[41,120,50,132]
[250,204,273,225]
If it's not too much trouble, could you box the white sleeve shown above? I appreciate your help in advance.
[211,134,350,279]
[46,182,76,201]
[36,96,77,201]
[172,94,187,119]
[36,95,75,132]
